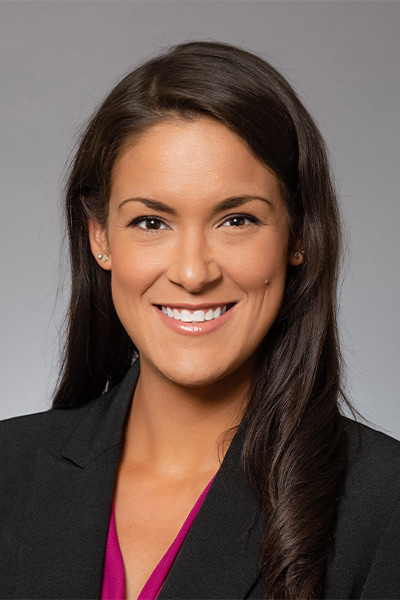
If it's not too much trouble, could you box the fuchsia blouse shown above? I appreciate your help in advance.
[100,475,215,600]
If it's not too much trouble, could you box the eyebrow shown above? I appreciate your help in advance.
[117,194,273,214]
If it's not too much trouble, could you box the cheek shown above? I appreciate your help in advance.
[109,243,164,303]
[221,235,288,292]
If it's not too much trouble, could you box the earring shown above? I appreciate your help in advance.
[294,250,305,259]
[102,254,109,262]
[97,254,103,260]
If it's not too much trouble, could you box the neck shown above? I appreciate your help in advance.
[122,358,252,478]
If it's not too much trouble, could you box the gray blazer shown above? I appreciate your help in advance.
[1,360,400,599]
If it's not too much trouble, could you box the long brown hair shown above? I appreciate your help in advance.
[54,41,350,598]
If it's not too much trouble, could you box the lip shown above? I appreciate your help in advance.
[153,303,236,336]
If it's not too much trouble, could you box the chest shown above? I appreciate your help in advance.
[113,469,214,599]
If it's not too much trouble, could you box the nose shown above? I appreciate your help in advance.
[166,231,222,293]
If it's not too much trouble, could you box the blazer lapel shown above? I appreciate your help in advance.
[15,361,140,599]
[158,425,264,600]
[15,444,120,599]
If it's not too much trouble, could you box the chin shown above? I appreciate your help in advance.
[148,351,249,390]
[160,364,227,388]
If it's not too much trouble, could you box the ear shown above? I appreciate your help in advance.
[88,218,112,271]
[288,236,304,267]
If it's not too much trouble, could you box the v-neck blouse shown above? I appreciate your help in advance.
[100,475,215,600]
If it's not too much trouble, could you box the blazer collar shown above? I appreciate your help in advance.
[59,358,140,467]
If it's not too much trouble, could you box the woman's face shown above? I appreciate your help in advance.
[89,117,302,387]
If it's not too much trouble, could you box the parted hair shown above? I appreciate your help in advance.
[54,41,350,599]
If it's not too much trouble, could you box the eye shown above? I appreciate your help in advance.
[129,216,169,230]
[220,214,260,227]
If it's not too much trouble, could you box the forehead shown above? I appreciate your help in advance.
[110,117,282,205]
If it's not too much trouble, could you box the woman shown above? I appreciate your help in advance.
[1,41,399,600]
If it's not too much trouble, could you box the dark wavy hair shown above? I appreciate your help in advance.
[54,41,350,599]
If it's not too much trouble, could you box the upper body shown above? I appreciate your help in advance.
[1,360,400,599]
[2,41,398,599]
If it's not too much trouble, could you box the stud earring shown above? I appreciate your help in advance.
[97,254,103,260]
[102,254,109,262]
[294,250,305,259]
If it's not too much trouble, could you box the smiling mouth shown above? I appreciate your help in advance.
[155,303,236,323]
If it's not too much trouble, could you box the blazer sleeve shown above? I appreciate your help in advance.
[360,494,400,599]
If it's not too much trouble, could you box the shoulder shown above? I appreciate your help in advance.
[0,384,123,536]
[0,365,135,457]
[0,385,116,486]
[0,364,137,489]
[342,417,400,500]
[323,418,400,599]
[0,403,91,458]
[0,404,91,507]
[339,417,400,549]
[0,407,85,552]
[339,417,400,536]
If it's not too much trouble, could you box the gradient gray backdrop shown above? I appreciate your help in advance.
[1,1,399,439]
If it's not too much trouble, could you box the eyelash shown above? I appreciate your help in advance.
[127,213,261,230]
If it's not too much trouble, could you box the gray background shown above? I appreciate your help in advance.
[0,1,399,438]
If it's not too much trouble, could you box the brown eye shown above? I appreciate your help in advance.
[221,214,259,227]
[228,216,247,227]
[142,218,162,230]
[130,217,169,230]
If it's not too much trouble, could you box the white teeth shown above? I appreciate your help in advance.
[181,310,192,322]
[160,305,229,323]
[192,310,205,322]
